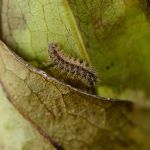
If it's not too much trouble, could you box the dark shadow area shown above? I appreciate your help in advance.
[139,0,150,23]
[145,0,150,15]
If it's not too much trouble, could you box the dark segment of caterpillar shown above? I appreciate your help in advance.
[48,43,97,93]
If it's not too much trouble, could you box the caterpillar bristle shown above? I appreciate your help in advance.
[48,43,98,90]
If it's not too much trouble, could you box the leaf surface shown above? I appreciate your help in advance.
[1,0,150,100]
[0,41,150,150]
[0,86,56,150]
[0,0,150,149]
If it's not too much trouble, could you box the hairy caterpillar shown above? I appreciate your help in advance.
[48,43,97,93]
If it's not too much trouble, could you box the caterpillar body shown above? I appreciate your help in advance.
[48,43,97,93]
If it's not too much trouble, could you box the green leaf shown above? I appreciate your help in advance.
[0,41,150,150]
[1,0,90,63]
[1,0,150,100]
[69,0,150,99]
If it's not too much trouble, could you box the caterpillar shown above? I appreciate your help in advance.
[48,43,97,93]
